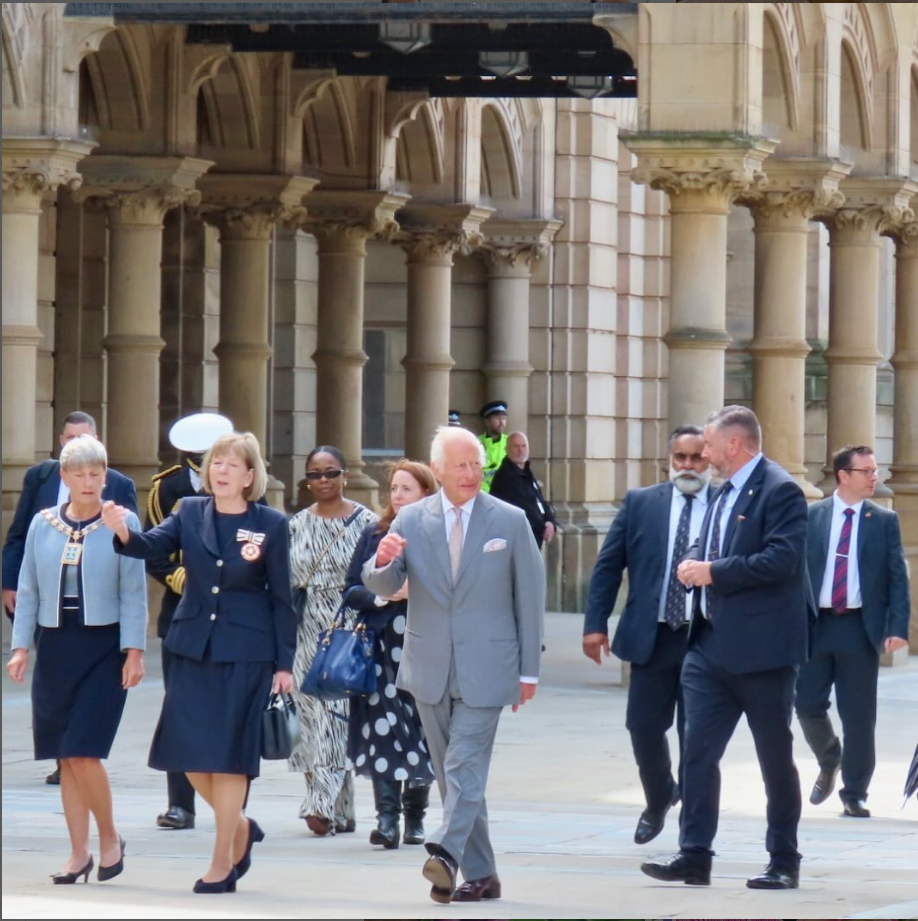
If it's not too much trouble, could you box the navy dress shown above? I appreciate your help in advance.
[32,508,127,760]
[116,497,296,779]
[344,524,434,786]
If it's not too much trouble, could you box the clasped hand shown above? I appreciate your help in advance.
[677,559,713,588]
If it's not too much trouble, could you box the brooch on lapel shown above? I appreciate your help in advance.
[865,511,872,518]
[737,515,746,522]
[747,489,754,496]
[237,529,265,561]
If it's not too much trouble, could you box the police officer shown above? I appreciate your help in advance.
[447,409,462,428]
[148,412,232,830]
[478,400,509,493]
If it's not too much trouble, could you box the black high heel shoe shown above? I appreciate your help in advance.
[234,817,265,879]
[51,855,93,884]
[97,835,125,882]
[193,866,238,894]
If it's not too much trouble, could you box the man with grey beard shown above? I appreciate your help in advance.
[583,425,712,846]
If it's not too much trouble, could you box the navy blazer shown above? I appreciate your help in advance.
[3,460,138,592]
[344,523,406,633]
[115,497,296,670]
[806,497,910,653]
[584,482,712,666]
[686,456,815,675]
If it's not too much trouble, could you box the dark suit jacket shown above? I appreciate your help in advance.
[2,460,137,591]
[489,457,557,549]
[115,496,296,670]
[806,497,910,653]
[686,456,814,675]
[584,482,711,666]
[344,523,405,633]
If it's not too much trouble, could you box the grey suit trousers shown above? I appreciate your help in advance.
[416,654,503,880]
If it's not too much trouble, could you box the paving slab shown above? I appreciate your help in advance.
[3,612,917,920]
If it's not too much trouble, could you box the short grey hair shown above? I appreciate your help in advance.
[705,405,761,449]
[60,433,107,471]
[430,425,486,469]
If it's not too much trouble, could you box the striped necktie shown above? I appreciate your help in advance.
[831,508,855,614]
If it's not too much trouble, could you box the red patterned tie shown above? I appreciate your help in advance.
[831,508,855,614]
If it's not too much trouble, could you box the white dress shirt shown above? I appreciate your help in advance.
[817,491,864,609]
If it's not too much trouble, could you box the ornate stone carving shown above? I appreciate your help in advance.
[893,221,918,256]
[400,228,483,265]
[479,240,550,273]
[92,186,201,225]
[631,164,767,205]
[830,204,915,242]
[1,166,81,199]
[304,190,409,253]
[2,138,96,202]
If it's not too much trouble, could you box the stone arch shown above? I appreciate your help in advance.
[394,99,444,186]
[195,55,260,152]
[1,3,32,108]
[762,5,800,132]
[840,37,872,154]
[82,27,149,133]
[300,77,357,171]
[480,100,522,201]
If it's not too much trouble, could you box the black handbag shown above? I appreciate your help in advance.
[262,692,300,760]
[300,599,377,701]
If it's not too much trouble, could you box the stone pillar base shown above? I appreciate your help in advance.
[265,474,286,512]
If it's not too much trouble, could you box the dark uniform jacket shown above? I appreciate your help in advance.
[489,457,557,548]
[145,463,201,637]
[116,496,296,670]
[3,459,137,593]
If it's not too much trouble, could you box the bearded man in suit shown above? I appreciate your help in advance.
[363,425,544,905]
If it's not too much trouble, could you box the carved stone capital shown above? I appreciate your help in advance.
[2,137,97,208]
[623,134,778,213]
[206,203,292,240]
[824,177,917,243]
[396,203,492,264]
[478,218,562,275]
[197,173,317,237]
[304,189,410,254]
[95,186,201,226]
[737,157,851,224]
[892,222,918,257]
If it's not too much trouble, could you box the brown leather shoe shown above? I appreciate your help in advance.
[452,874,502,901]
[422,844,458,903]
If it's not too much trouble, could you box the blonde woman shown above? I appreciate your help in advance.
[6,434,146,885]
[102,432,296,894]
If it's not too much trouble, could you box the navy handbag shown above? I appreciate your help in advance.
[299,597,377,701]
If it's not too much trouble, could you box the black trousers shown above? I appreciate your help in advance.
[679,624,801,867]
[795,609,878,803]
[161,643,196,814]
[626,623,688,814]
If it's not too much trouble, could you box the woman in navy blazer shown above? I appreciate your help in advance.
[103,432,296,895]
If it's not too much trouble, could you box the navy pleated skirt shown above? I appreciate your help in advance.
[148,650,272,778]
[32,610,127,760]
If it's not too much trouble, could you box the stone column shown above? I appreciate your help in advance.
[200,175,317,507]
[887,221,918,649]
[398,205,490,460]
[817,179,916,495]
[2,138,93,533]
[478,219,561,433]
[78,157,212,494]
[625,137,777,432]
[738,160,849,499]
[303,190,408,511]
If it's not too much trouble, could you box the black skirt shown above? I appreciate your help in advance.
[148,649,272,778]
[32,609,127,760]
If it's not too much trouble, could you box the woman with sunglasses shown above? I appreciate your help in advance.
[288,446,377,836]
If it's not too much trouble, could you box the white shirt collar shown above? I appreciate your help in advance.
[832,490,864,516]
[440,489,476,517]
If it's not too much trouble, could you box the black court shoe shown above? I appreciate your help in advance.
[51,855,93,885]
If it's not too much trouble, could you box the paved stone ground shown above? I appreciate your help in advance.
[3,612,917,920]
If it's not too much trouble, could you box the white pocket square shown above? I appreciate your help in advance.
[483,538,507,553]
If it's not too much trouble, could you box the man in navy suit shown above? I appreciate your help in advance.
[1,410,138,785]
[583,425,712,846]
[642,406,812,891]
[2,411,138,618]
[796,444,910,818]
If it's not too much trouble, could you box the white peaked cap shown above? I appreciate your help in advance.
[168,413,233,452]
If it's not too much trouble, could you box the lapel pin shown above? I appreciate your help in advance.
[737,515,745,522]
[865,511,872,518]
[748,489,754,496]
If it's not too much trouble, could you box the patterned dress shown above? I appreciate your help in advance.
[288,503,377,829]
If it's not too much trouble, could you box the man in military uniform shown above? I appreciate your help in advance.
[147,412,232,830]
[477,400,509,493]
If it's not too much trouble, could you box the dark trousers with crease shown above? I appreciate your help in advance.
[626,623,688,814]
[162,644,196,814]
[679,623,801,868]
[795,609,878,804]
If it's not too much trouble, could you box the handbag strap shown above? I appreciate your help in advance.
[298,511,359,588]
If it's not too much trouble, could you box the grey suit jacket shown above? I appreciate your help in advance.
[362,491,545,708]
[806,497,910,652]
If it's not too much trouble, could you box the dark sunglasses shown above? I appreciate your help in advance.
[305,469,345,481]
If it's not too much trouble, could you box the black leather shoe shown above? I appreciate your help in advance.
[843,799,870,818]
[403,817,425,845]
[422,843,458,903]
[635,789,681,845]
[640,853,711,886]
[452,874,502,901]
[157,805,195,830]
[809,764,840,805]
[369,816,400,849]
[193,867,238,894]
[97,835,125,882]
[45,766,61,786]
[746,863,799,889]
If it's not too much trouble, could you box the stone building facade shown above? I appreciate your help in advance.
[2,3,917,643]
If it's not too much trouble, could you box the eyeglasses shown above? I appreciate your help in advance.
[305,469,345,481]
[846,468,879,479]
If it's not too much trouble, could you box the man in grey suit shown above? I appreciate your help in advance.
[363,425,544,905]
[796,444,910,818]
